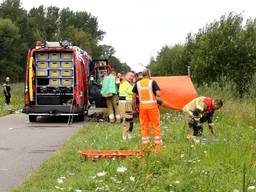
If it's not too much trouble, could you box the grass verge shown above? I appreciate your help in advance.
[13,99,256,192]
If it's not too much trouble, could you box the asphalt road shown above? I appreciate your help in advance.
[0,114,84,192]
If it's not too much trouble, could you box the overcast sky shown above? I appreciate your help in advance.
[11,0,256,71]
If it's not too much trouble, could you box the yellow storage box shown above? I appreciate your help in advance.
[61,79,73,86]
[37,53,48,61]
[61,62,73,68]
[49,70,60,77]
[49,79,60,87]
[61,52,73,60]
[49,62,60,68]
[36,69,48,77]
[37,62,48,69]
[61,70,73,77]
[49,53,60,60]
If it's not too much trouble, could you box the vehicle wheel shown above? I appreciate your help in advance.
[77,115,85,121]
[29,115,37,122]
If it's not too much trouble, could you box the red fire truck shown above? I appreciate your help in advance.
[22,41,91,122]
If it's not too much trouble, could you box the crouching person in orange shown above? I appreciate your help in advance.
[132,69,162,149]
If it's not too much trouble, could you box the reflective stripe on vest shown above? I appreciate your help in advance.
[137,79,156,104]
[195,97,204,111]
[142,136,150,144]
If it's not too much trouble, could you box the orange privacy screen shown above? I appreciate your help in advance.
[152,76,198,110]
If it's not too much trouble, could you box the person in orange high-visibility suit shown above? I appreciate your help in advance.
[132,69,162,148]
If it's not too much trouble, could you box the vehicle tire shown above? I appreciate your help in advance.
[29,115,37,122]
[77,114,85,121]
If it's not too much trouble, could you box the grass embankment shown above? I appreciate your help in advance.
[0,83,24,116]
[13,97,256,191]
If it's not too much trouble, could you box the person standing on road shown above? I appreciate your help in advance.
[182,96,223,139]
[119,72,135,140]
[3,77,11,105]
[132,69,163,149]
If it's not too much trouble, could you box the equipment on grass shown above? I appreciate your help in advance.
[80,150,144,160]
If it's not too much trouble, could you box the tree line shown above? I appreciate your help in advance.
[148,13,256,96]
[0,0,130,82]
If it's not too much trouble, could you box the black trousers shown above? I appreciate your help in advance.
[5,96,10,105]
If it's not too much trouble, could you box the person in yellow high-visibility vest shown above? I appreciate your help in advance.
[132,69,163,148]
[119,72,135,140]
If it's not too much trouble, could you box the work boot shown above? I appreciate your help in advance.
[109,114,115,123]
[122,127,128,140]
[122,132,128,140]
[122,134,127,140]
[127,132,132,140]
[115,114,121,123]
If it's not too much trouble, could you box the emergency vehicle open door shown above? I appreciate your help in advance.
[88,59,112,108]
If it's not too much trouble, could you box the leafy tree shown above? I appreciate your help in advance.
[186,13,256,95]
[27,6,46,43]
[109,56,131,73]
[0,18,22,80]
[44,6,60,41]
[150,12,256,96]
[0,0,30,71]
[63,26,95,53]
[148,45,186,76]
[97,44,115,59]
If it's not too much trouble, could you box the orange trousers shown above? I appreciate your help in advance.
[139,106,162,147]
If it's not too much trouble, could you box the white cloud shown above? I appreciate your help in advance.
[3,0,256,71]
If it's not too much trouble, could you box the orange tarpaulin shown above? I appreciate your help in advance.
[152,76,198,110]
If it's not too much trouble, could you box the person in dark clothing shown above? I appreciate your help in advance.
[3,77,11,105]
[189,111,215,136]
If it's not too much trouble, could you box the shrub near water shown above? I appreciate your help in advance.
[13,96,256,192]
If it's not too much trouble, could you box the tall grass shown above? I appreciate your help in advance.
[196,77,236,100]
[13,81,256,192]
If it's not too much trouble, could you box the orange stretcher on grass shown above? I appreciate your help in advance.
[80,150,144,160]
